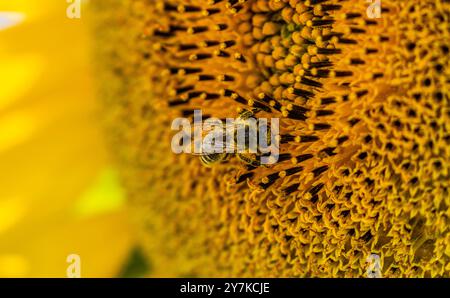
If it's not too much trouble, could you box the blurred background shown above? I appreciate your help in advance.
[0,0,139,277]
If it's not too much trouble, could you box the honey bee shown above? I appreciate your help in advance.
[193,108,274,167]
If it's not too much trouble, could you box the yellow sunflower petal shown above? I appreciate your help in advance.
[0,0,136,277]
[0,211,134,277]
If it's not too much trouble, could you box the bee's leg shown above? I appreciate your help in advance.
[222,153,231,162]
[237,153,261,167]
[250,107,262,115]
[238,108,262,120]
[238,109,254,120]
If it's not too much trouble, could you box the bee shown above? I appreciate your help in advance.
[193,108,273,167]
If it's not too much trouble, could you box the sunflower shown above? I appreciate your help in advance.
[0,0,136,277]
[92,0,450,278]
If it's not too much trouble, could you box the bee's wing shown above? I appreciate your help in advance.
[191,122,226,133]
[189,122,241,153]
[192,121,243,131]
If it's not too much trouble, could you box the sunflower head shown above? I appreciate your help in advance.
[93,0,450,277]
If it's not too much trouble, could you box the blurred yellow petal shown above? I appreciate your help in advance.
[74,168,126,218]
[0,0,136,277]
[0,55,42,111]
[0,112,36,153]
[0,198,26,234]
[0,12,25,31]
[0,211,134,277]
[0,0,61,23]
[0,254,29,277]
[0,113,108,221]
